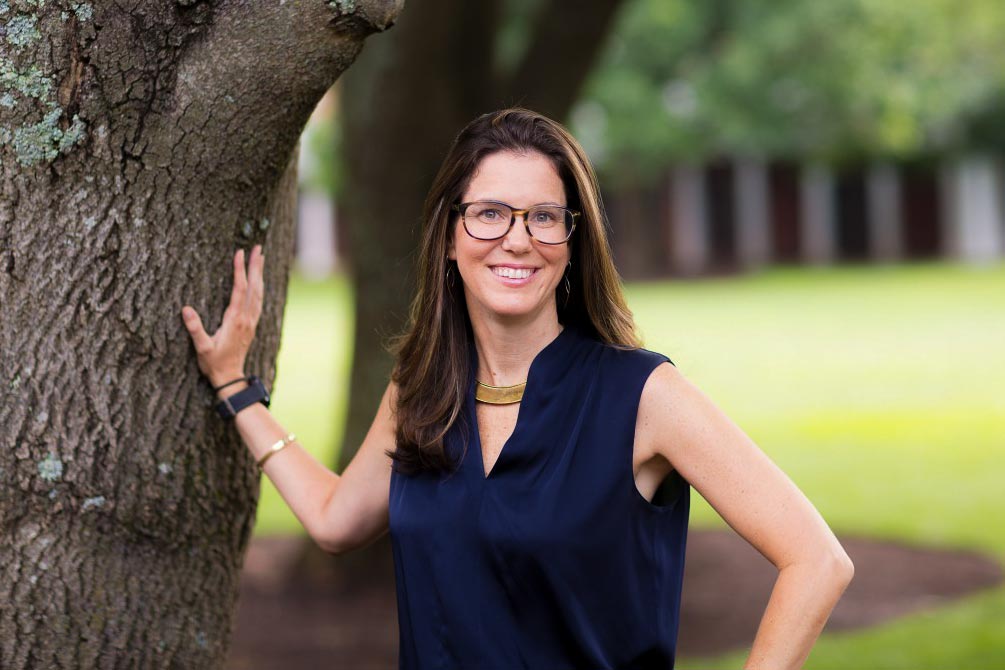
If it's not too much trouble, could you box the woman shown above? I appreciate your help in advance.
[181,108,853,669]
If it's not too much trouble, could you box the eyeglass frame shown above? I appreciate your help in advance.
[451,200,579,245]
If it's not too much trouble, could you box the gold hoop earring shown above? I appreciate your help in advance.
[562,261,572,308]
[446,263,455,288]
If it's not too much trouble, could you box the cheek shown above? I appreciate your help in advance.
[452,236,493,271]
[547,248,571,271]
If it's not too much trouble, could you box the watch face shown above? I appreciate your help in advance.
[251,376,270,406]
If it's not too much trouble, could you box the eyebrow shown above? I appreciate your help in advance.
[471,198,566,207]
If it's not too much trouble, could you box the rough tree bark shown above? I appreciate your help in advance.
[0,1,401,667]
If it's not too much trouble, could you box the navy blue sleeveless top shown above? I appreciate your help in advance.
[388,325,690,669]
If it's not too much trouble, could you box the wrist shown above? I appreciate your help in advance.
[216,381,249,401]
[213,375,271,420]
[212,373,248,400]
[211,372,246,389]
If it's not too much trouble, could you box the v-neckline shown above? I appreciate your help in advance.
[471,326,571,480]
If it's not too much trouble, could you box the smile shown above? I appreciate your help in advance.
[491,266,538,280]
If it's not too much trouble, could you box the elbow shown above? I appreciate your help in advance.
[307,487,354,556]
[315,522,363,554]
[785,543,854,588]
[314,534,355,556]
[826,545,855,587]
[314,535,346,556]
[308,523,352,556]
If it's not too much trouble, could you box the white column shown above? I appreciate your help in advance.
[940,156,1004,264]
[734,157,771,269]
[866,162,903,262]
[799,163,837,264]
[296,191,337,279]
[669,164,709,276]
[938,161,958,258]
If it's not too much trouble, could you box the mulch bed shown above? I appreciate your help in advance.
[227,530,1003,669]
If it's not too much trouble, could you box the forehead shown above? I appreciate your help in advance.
[462,150,566,206]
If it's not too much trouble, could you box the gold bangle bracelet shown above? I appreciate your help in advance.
[257,433,296,468]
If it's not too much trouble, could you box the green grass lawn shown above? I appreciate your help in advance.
[252,271,353,533]
[262,260,1005,669]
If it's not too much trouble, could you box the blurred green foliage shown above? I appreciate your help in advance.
[299,100,342,197]
[495,0,546,77]
[574,0,1005,186]
[309,0,1005,193]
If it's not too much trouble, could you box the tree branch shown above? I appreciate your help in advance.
[504,0,629,121]
[161,0,404,189]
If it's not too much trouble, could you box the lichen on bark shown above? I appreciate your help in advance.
[328,0,358,14]
[5,103,85,165]
[0,0,92,167]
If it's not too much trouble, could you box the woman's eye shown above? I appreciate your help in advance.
[483,209,502,220]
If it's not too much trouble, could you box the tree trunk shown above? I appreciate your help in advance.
[0,1,401,667]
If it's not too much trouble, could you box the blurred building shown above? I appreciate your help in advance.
[294,93,1004,281]
[294,87,340,279]
[605,156,1005,280]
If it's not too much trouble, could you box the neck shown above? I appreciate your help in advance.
[469,314,563,387]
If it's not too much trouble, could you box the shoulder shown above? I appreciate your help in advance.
[593,339,675,377]
[634,360,691,454]
[635,359,742,471]
[638,359,684,409]
[568,327,675,385]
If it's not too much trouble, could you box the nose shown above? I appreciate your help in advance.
[501,212,533,252]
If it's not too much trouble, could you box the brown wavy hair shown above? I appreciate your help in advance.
[388,107,640,476]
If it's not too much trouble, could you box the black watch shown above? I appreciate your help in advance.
[215,375,271,420]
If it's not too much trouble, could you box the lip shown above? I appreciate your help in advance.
[489,265,539,286]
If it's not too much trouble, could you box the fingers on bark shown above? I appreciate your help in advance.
[249,245,265,319]
[229,249,248,312]
[182,307,214,354]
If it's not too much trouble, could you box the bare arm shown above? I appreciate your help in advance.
[209,380,395,555]
[636,363,854,669]
[181,246,393,555]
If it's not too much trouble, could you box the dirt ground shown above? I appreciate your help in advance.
[227,530,1003,669]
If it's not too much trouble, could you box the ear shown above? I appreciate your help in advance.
[447,243,456,261]
[446,208,458,261]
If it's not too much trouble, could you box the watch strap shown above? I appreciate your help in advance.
[215,375,271,419]
[212,375,250,394]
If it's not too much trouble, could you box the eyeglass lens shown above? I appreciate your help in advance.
[462,202,573,244]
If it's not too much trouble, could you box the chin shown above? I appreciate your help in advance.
[478,295,555,321]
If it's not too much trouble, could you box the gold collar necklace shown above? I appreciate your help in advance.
[475,380,526,405]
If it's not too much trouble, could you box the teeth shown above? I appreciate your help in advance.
[492,267,534,279]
